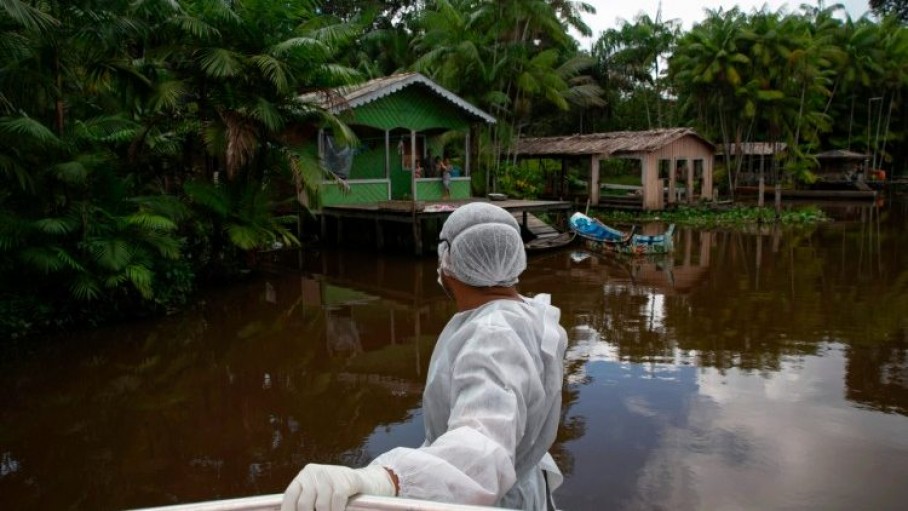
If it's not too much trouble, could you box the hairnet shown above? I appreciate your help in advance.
[438,202,526,287]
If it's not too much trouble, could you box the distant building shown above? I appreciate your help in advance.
[516,128,715,211]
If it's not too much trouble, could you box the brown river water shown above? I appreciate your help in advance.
[2,197,907,511]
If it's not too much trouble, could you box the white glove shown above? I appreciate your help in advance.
[281,464,396,511]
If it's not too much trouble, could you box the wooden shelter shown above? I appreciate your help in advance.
[515,128,715,210]
[815,149,868,179]
[299,73,496,207]
[716,142,788,186]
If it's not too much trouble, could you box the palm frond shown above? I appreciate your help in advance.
[271,37,329,58]
[170,15,220,39]
[563,82,606,107]
[34,217,78,236]
[251,55,291,93]
[52,160,89,185]
[0,153,32,191]
[226,224,269,250]
[137,230,182,259]
[0,210,27,251]
[0,30,33,65]
[89,239,132,271]
[284,147,323,211]
[201,122,228,158]
[310,19,361,49]
[197,47,244,78]
[127,195,191,223]
[75,116,142,144]
[0,0,60,32]
[125,264,154,299]
[25,247,62,273]
[184,180,230,217]
[149,80,187,112]
[317,63,363,87]
[104,273,128,288]
[249,97,284,132]
[0,116,60,146]
[70,273,101,301]
[126,212,177,231]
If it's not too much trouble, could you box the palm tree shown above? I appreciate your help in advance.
[593,13,680,129]
[0,0,365,336]
[670,8,753,193]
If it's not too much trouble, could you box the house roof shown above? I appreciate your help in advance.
[299,72,496,124]
[515,128,713,157]
[815,149,868,160]
[716,142,787,156]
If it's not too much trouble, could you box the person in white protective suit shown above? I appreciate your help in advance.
[282,202,568,511]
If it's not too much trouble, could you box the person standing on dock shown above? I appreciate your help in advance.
[282,202,568,511]
[440,156,452,200]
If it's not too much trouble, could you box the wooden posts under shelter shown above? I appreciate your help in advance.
[516,128,716,211]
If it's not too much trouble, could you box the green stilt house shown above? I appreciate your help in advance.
[301,73,496,207]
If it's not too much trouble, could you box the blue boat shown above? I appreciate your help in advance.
[569,212,675,255]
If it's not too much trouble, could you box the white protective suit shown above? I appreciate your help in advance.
[371,293,567,510]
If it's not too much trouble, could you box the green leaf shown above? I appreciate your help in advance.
[0,0,60,32]
[184,181,230,217]
[126,264,154,299]
[34,217,77,235]
[198,48,243,78]
[53,161,89,184]
[251,55,290,93]
[90,239,132,271]
[126,212,177,231]
[70,274,101,301]
[226,224,266,250]
[0,116,60,146]
[249,97,283,132]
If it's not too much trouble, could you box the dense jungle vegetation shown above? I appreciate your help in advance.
[1,0,906,338]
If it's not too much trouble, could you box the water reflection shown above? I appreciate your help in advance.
[540,205,908,510]
[1,201,907,510]
[0,261,453,510]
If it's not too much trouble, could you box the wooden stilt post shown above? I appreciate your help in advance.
[375,219,384,250]
[774,183,782,218]
[686,158,694,204]
[758,175,765,208]
[413,216,423,256]
[320,214,326,243]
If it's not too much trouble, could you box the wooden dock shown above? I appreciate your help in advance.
[317,198,572,256]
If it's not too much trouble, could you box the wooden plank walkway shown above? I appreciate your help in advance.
[513,211,578,252]
[513,211,560,238]
[317,198,572,255]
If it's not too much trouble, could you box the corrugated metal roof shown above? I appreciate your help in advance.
[815,149,867,160]
[299,73,495,124]
[515,128,714,157]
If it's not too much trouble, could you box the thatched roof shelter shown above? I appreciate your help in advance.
[516,128,713,158]
[515,128,715,210]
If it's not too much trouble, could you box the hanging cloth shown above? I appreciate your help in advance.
[323,134,354,179]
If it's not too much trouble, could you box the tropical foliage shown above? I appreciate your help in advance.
[0,0,360,337]
[668,4,908,193]
[4,1,908,338]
